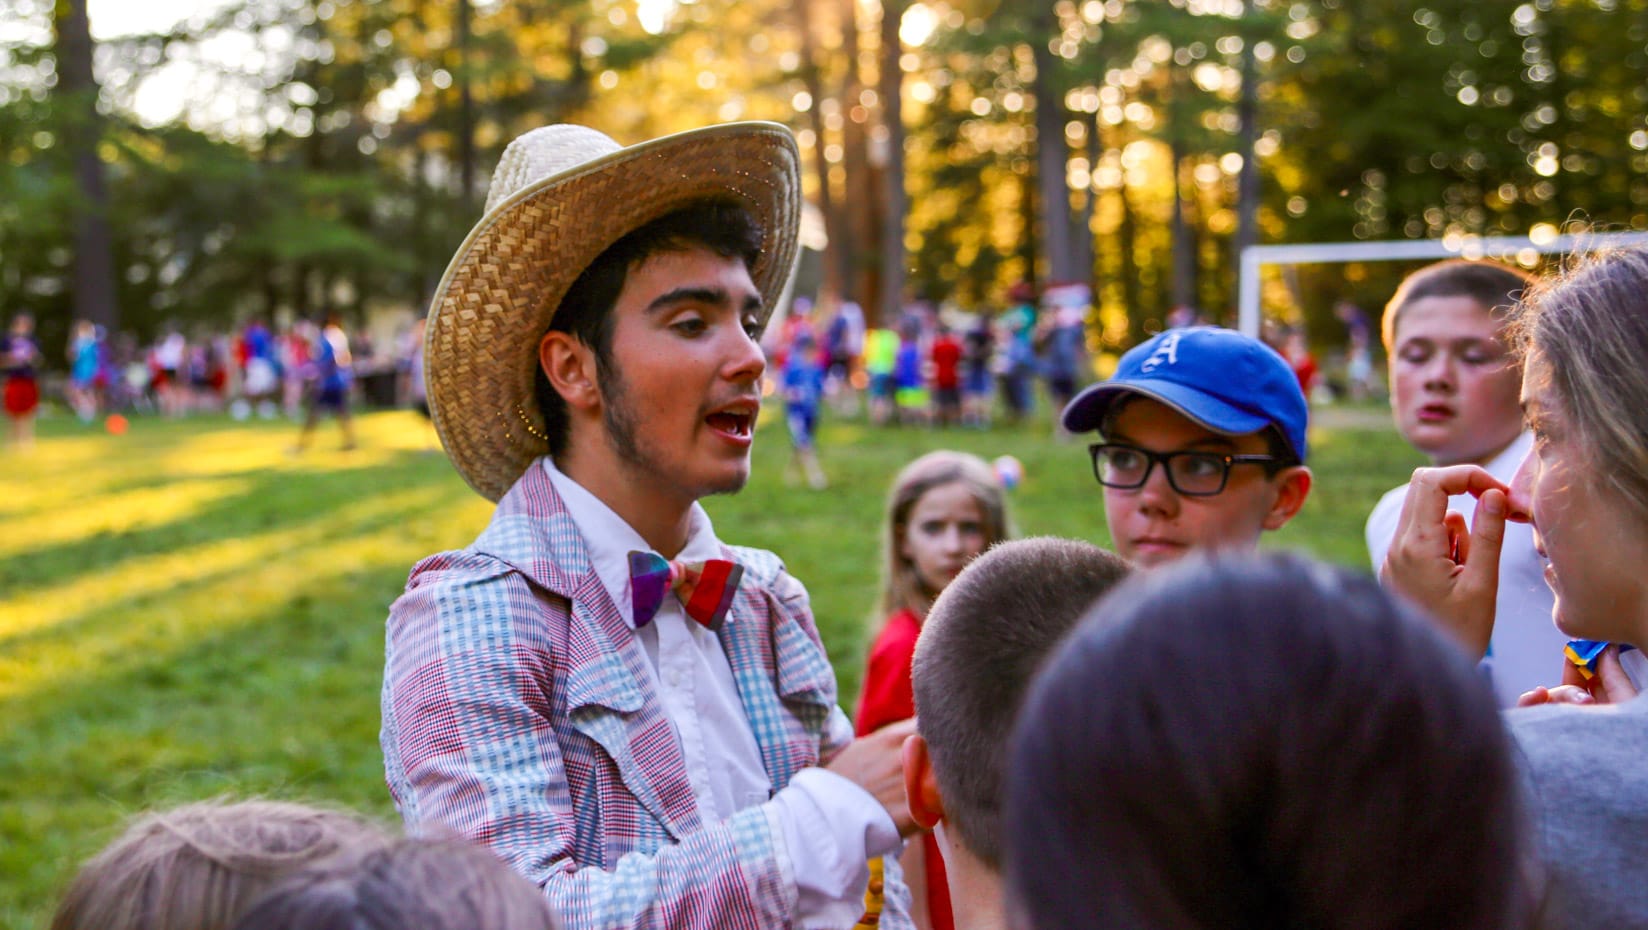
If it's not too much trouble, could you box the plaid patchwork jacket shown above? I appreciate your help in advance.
[382,461,911,930]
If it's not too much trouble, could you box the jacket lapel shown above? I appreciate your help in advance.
[475,461,703,840]
[717,545,838,789]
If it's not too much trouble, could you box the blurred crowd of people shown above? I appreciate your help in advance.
[5,285,1391,461]
[766,283,1092,436]
[0,312,432,449]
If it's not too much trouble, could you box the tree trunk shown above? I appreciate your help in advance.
[877,0,907,322]
[795,0,845,305]
[1030,26,1077,282]
[295,262,314,320]
[1075,113,1100,292]
[1169,132,1195,311]
[839,0,881,323]
[1116,168,1144,341]
[53,0,118,331]
[456,0,477,207]
[1018,169,1037,284]
[1232,10,1260,318]
[1101,116,1143,339]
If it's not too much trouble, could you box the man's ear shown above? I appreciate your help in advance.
[1262,465,1313,531]
[902,733,945,830]
[539,330,600,412]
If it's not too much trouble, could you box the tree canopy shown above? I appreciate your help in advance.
[2,0,1643,355]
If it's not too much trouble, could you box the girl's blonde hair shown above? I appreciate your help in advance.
[50,799,390,930]
[1510,246,1648,522]
[879,450,1012,619]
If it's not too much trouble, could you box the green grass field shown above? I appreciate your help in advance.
[0,404,1420,928]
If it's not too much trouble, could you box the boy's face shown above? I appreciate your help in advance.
[1389,295,1523,466]
[1100,397,1309,569]
[597,246,765,506]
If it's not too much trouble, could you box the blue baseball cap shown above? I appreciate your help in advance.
[1061,326,1309,462]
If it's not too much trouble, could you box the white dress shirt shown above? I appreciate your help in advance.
[1367,432,1575,705]
[543,459,900,928]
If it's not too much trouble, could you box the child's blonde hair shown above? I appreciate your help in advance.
[51,798,390,930]
[230,835,558,930]
[879,450,1011,619]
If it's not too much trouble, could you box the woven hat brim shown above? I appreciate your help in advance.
[424,122,802,502]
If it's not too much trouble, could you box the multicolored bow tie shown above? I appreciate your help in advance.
[1564,639,1640,680]
[628,551,743,633]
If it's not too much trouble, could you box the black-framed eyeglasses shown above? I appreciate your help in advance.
[1088,442,1282,497]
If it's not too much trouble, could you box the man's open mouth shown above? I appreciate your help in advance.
[706,410,755,438]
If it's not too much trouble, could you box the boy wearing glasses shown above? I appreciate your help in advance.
[1060,326,1312,569]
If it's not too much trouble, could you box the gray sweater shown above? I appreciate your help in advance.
[1509,694,1648,929]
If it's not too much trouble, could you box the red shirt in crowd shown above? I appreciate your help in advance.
[930,335,962,391]
[857,608,954,930]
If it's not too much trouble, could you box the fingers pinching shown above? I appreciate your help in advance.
[1443,511,1469,565]
[1465,489,1507,580]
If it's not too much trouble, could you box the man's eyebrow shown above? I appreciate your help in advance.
[644,286,764,316]
[1181,435,1239,451]
[1104,430,1237,451]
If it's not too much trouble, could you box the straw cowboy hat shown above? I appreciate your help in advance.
[423,121,802,501]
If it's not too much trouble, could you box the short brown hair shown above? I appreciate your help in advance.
[910,537,1131,868]
[229,835,558,930]
[50,799,389,930]
[1382,259,1535,351]
[1510,246,1648,522]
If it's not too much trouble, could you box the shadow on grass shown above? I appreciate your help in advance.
[0,494,455,923]
[0,447,462,608]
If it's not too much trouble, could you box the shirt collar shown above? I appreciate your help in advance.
[541,457,722,630]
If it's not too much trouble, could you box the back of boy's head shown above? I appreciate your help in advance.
[229,835,558,930]
[50,799,389,930]
[911,536,1131,870]
[1004,553,1532,930]
[1382,259,1535,351]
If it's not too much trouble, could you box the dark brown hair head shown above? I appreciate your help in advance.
[912,536,1130,868]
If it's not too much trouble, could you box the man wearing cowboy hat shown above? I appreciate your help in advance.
[381,122,915,930]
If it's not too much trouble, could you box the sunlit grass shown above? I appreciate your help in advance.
[0,485,472,698]
[0,404,1419,928]
[0,477,252,560]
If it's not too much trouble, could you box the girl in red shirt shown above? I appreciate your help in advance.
[856,450,1011,930]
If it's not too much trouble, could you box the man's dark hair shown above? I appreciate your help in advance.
[910,536,1131,869]
[1004,553,1532,930]
[1382,258,1535,351]
[533,198,763,457]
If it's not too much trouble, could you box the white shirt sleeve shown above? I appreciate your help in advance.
[765,767,903,929]
[1366,484,1407,573]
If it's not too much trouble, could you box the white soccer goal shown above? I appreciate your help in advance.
[1237,230,1648,337]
